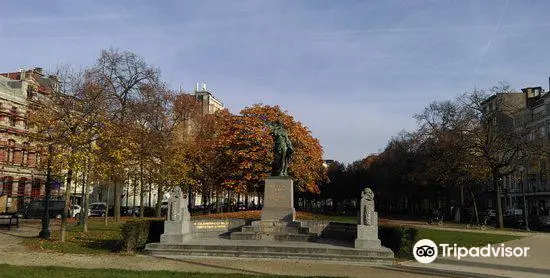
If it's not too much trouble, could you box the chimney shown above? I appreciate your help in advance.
[19,68,25,80]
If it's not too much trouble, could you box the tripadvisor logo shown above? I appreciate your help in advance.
[412,239,530,263]
[413,239,438,263]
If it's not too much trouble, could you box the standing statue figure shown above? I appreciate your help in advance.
[359,187,375,226]
[168,187,183,221]
[268,121,293,176]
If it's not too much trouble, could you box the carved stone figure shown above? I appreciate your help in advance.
[268,121,293,176]
[168,187,183,221]
[360,188,375,226]
[355,187,382,249]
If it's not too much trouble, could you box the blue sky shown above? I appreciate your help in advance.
[2,0,549,163]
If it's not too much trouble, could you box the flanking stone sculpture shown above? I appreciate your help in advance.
[160,187,192,243]
[355,187,382,249]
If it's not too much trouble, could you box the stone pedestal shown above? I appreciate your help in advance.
[261,177,295,222]
[160,213,192,243]
[354,222,381,249]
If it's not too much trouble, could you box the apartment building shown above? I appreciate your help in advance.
[0,68,55,212]
[486,84,550,217]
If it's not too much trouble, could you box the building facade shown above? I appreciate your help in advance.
[194,83,224,115]
[483,85,550,217]
[0,68,54,212]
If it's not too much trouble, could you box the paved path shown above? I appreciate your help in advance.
[400,232,550,278]
[0,222,445,278]
[382,218,533,236]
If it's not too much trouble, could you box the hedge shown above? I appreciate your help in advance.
[379,226,418,258]
[120,219,164,252]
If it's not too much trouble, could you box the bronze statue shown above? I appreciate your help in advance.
[268,121,293,176]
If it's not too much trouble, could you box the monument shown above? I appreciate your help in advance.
[261,121,295,222]
[355,187,382,249]
[160,186,192,243]
[145,124,394,265]
[257,121,294,221]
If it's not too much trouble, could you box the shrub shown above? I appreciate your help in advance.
[379,226,418,258]
[120,219,165,252]
[120,220,150,252]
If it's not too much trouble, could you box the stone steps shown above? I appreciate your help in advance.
[145,243,394,264]
[230,231,317,242]
[231,220,317,242]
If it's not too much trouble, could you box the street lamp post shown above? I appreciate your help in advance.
[39,132,53,239]
[520,169,530,231]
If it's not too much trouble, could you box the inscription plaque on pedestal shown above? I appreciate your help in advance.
[261,177,296,222]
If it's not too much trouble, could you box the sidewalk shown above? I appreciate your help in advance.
[400,233,550,278]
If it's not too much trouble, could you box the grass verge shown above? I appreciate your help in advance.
[416,228,522,247]
[23,219,125,254]
[0,264,332,278]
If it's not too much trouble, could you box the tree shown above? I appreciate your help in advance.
[459,84,529,228]
[89,48,161,223]
[216,104,327,195]
[29,67,107,241]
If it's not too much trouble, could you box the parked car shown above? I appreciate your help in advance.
[505,209,523,216]
[70,205,81,218]
[483,209,496,218]
[19,200,66,219]
[121,206,139,217]
[89,202,107,217]
[503,214,524,228]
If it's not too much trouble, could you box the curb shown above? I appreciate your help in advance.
[384,265,507,278]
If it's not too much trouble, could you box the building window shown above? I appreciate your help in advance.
[22,142,29,166]
[7,140,15,164]
[10,107,17,127]
[36,151,41,167]
[1,177,13,197]
[31,180,41,198]
[541,126,546,137]
[17,179,26,197]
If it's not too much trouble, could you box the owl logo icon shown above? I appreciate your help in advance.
[413,239,438,263]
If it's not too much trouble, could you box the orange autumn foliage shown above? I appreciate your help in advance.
[215,104,327,193]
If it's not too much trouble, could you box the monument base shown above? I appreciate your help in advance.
[160,233,192,243]
[160,220,192,244]
[354,224,381,249]
[261,177,295,222]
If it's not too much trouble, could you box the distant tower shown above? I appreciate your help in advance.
[193,81,223,115]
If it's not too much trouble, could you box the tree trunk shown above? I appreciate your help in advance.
[139,160,144,219]
[79,166,87,225]
[83,175,91,233]
[114,178,121,223]
[60,166,73,242]
[104,184,110,226]
[471,191,480,226]
[202,184,208,214]
[155,185,163,218]
[148,180,152,208]
[133,176,137,218]
[494,171,504,228]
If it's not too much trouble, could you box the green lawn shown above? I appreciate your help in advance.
[416,228,521,247]
[0,264,331,278]
[24,219,126,254]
